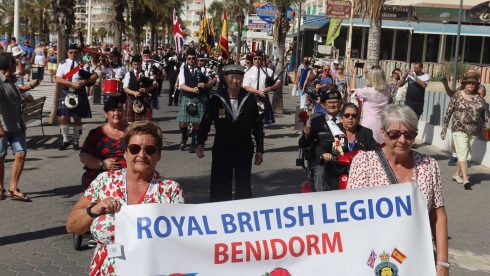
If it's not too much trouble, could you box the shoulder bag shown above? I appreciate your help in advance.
[374,149,398,184]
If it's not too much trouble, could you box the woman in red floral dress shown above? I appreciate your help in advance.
[79,97,127,190]
[67,121,184,276]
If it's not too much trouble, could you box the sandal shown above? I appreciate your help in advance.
[0,189,6,200]
[8,189,31,202]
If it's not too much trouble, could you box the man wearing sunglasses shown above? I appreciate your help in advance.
[177,48,212,153]
[196,64,264,202]
[56,44,97,150]
[243,51,281,124]
[299,90,343,191]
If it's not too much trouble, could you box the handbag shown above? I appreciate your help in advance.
[374,149,398,184]
[483,128,490,141]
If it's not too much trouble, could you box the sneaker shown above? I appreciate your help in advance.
[463,181,471,190]
[72,140,80,150]
[59,141,70,150]
[188,146,195,153]
[448,156,458,166]
[451,175,463,184]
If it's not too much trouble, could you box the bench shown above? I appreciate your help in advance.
[21,96,46,136]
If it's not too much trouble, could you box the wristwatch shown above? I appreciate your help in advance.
[86,202,100,218]
[436,261,450,269]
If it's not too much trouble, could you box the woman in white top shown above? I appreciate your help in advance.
[32,42,47,81]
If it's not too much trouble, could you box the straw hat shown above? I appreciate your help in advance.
[461,71,480,85]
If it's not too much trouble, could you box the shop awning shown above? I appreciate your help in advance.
[412,22,490,37]
[303,16,330,30]
[340,18,413,30]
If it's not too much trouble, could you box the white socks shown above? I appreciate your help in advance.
[60,125,70,142]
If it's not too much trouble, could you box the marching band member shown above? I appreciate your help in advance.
[109,48,127,81]
[122,55,157,123]
[56,45,98,150]
[165,48,180,106]
[176,48,212,153]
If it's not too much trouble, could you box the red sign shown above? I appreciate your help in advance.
[326,0,351,19]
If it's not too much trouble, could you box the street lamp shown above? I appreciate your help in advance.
[439,12,451,63]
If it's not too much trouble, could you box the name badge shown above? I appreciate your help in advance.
[107,243,124,258]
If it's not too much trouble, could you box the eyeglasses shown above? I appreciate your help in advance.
[187,57,195,60]
[253,58,262,60]
[127,144,158,156]
[343,113,358,119]
[68,51,77,54]
[198,59,206,62]
[384,130,418,140]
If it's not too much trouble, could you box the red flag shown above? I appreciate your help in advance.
[219,11,229,62]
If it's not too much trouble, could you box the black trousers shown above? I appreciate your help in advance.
[168,77,178,104]
[405,101,424,119]
[209,152,253,202]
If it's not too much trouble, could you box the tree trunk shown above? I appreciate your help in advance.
[271,8,289,114]
[366,19,381,67]
[49,25,69,125]
[150,24,156,51]
[113,0,124,50]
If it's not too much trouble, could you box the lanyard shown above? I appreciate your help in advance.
[121,169,158,204]
[347,138,357,152]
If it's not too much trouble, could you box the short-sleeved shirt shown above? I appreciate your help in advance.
[347,150,444,211]
[84,169,184,276]
[56,58,82,82]
[243,66,275,91]
[0,73,24,132]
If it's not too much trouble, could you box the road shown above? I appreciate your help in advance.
[0,79,489,275]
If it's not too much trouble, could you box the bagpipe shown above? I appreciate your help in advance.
[133,71,155,114]
[62,62,95,110]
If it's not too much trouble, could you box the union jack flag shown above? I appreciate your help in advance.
[366,250,377,268]
[173,7,185,54]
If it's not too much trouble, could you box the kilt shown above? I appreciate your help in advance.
[177,95,204,124]
[123,95,152,123]
[57,88,92,118]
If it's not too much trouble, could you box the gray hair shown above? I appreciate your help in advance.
[381,104,418,131]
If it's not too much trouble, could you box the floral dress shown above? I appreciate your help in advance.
[347,150,444,211]
[84,169,184,276]
[80,126,127,190]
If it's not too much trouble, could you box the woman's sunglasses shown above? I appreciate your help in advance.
[343,113,358,119]
[186,56,195,60]
[384,130,418,140]
[127,144,158,156]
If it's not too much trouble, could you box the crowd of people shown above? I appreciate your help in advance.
[2,35,490,275]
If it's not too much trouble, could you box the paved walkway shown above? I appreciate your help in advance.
[0,79,489,275]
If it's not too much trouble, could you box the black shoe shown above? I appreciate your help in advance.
[72,140,80,150]
[188,146,195,153]
[179,138,187,151]
[464,181,472,190]
[448,157,458,166]
[59,141,70,150]
[168,102,173,106]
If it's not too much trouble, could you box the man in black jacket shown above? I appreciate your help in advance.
[299,90,342,191]
[196,64,264,202]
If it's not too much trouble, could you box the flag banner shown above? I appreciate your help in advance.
[326,18,343,46]
[173,7,185,53]
[198,9,214,54]
[115,184,436,276]
[219,11,229,61]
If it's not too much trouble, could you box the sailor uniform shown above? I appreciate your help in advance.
[56,59,91,118]
[197,88,264,202]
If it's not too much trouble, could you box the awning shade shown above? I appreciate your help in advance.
[303,17,330,30]
[340,18,412,29]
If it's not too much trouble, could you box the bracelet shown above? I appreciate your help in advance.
[86,202,99,218]
[436,261,450,269]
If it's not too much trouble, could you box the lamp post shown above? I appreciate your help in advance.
[14,0,19,39]
[439,12,451,63]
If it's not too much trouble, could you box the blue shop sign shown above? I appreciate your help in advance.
[257,3,294,24]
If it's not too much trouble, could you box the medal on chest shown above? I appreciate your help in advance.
[219,108,226,119]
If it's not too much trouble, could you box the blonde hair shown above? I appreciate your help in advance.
[124,121,163,151]
[366,66,388,91]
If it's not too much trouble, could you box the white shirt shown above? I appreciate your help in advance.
[122,69,139,88]
[243,66,276,91]
[407,72,429,86]
[56,59,82,82]
[178,63,198,86]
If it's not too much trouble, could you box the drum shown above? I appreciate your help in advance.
[102,79,122,96]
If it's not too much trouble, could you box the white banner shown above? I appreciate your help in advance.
[115,184,436,276]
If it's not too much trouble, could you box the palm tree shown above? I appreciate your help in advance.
[271,0,292,113]
[225,0,254,62]
[112,0,126,50]
[26,0,52,43]
[355,0,384,67]
[0,0,15,40]
[49,0,75,125]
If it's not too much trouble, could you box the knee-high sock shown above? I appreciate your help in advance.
[73,125,82,141]
[60,124,70,142]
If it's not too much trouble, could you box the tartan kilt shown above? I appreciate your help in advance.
[177,95,204,124]
[123,95,153,123]
[57,88,92,118]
